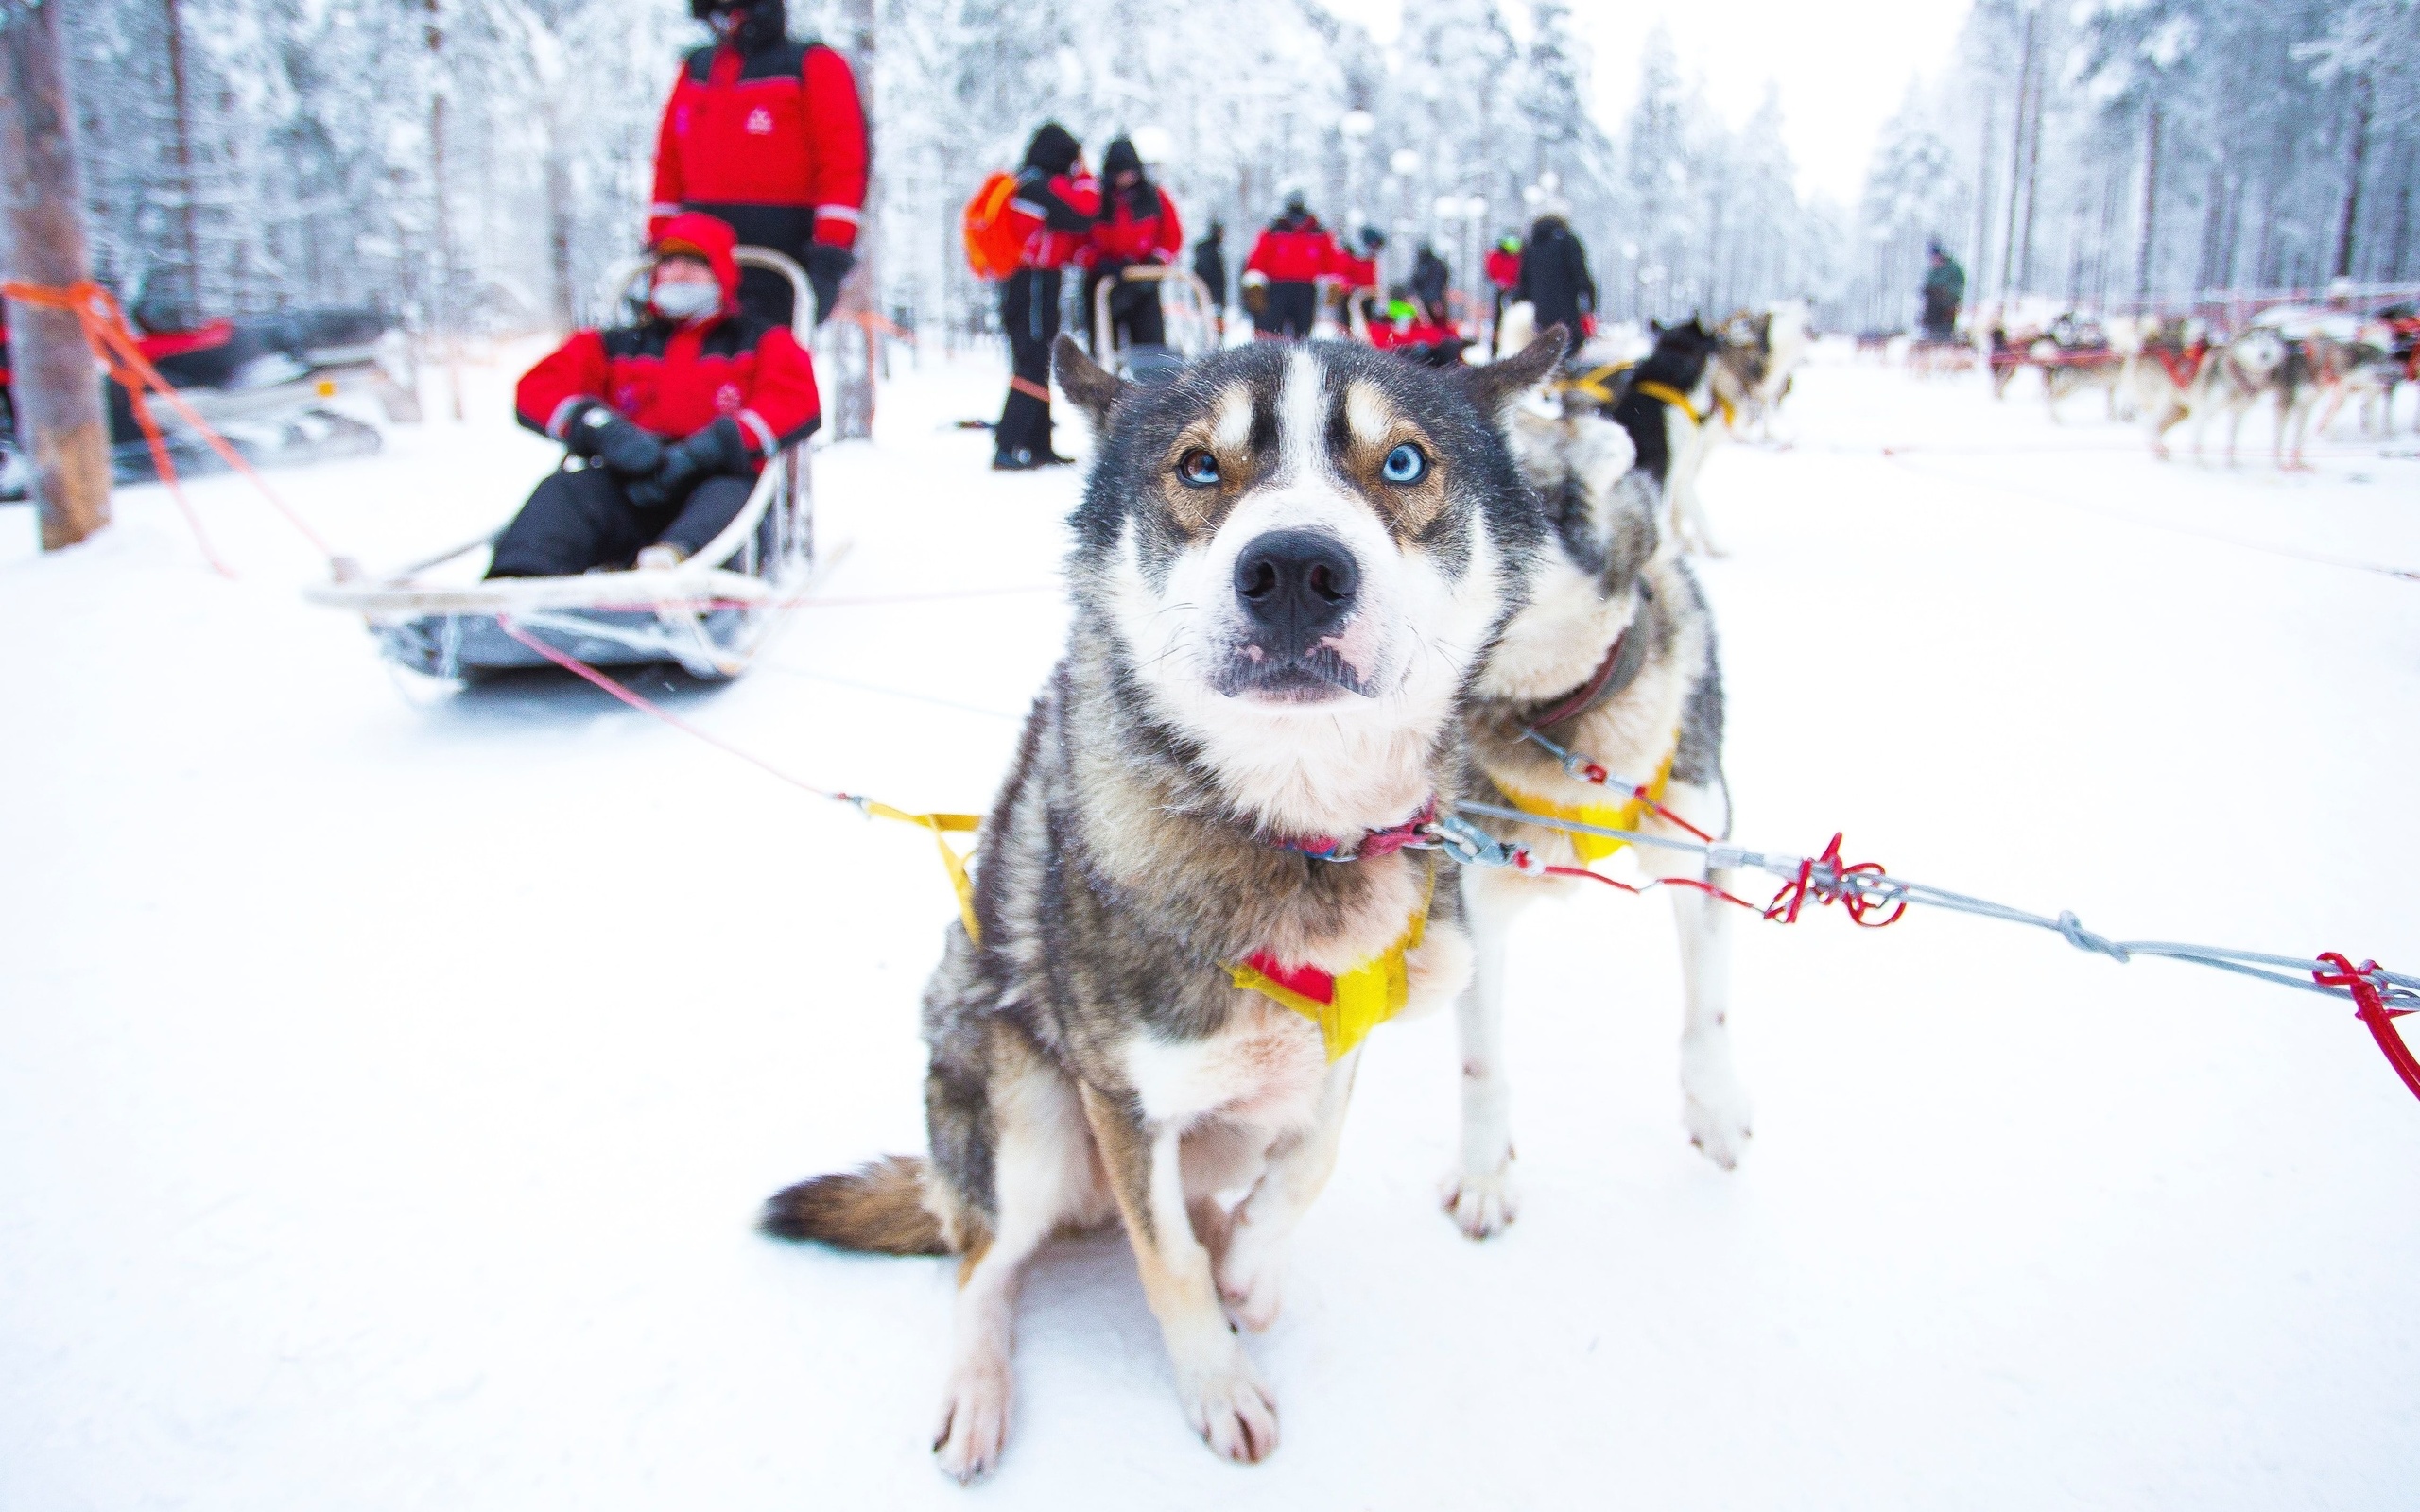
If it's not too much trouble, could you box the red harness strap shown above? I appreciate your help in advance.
[2149,343,2207,390]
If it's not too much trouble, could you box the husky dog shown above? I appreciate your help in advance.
[2037,317,2127,422]
[1711,309,1772,432]
[2128,318,2209,458]
[2191,326,2305,467]
[1606,318,1724,558]
[1751,299,1811,439]
[1442,397,1748,1239]
[762,331,1565,1480]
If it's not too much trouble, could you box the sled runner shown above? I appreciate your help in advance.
[304,246,821,681]
[1088,264,1220,382]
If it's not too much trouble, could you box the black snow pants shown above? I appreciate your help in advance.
[486,463,752,578]
[1255,280,1318,340]
[995,267,1063,463]
[1084,265,1167,352]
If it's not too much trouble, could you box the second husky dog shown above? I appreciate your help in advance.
[764,331,1565,1479]
[1443,397,1750,1239]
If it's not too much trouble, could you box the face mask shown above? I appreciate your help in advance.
[650,280,720,321]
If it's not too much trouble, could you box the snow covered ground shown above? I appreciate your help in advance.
[4,341,2416,1510]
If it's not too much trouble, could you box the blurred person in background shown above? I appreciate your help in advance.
[1411,241,1453,329]
[1921,241,1966,342]
[1513,213,1596,341]
[1192,221,1230,335]
[1080,136,1184,353]
[993,123,1098,470]
[1241,191,1340,340]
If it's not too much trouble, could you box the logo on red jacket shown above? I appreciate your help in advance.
[715,383,743,413]
[745,107,773,135]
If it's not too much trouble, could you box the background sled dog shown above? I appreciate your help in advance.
[763,332,1565,1481]
[1443,399,1749,1239]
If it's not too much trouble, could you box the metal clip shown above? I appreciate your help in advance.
[1421,816,1547,875]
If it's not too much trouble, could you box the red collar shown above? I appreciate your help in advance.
[1270,799,1437,862]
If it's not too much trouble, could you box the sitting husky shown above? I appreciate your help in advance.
[764,331,1566,1479]
[1443,396,1749,1240]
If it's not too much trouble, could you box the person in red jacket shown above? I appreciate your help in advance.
[1241,193,1341,340]
[1483,233,1522,332]
[994,122,1099,471]
[1331,225,1385,331]
[1079,136,1184,354]
[648,0,868,328]
[490,214,819,578]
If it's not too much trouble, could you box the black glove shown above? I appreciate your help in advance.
[805,244,856,325]
[625,416,747,509]
[564,402,664,477]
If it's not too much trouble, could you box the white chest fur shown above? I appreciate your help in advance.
[1125,999,1330,1134]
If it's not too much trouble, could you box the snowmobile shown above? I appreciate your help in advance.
[0,302,417,502]
[303,246,821,682]
[1088,263,1221,383]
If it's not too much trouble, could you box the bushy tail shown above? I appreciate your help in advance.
[759,1155,950,1256]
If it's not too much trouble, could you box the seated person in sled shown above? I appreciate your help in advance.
[489,213,819,578]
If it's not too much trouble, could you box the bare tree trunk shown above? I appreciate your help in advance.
[425,0,463,421]
[163,0,201,311]
[1970,96,1996,294]
[1998,9,2035,301]
[543,111,576,332]
[2135,102,2161,300]
[2015,57,2044,293]
[1,0,111,549]
[823,0,876,440]
[2333,81,2371,282]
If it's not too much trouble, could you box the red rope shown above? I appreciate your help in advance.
[493,614,839,799]
[1761,832,1906,928]
[2314,953,2420,1103]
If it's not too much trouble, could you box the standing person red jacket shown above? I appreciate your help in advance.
[1242,196,1341,339]
[648,0,868,327]
[993,123,1099,470]
[1078,136,1182,352]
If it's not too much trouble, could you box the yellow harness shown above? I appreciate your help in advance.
[1634,380,1736,430]
[1497,742,1679,864]
[1231,870,1434,1061]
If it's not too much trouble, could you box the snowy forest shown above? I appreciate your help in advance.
[1847,0,2420,329]
[54,0,2420,342]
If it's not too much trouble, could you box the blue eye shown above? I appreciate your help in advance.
[1176,449,1220,488]
[1380,442,1428,484]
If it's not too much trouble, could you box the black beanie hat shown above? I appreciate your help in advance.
[1102,136,1143,180]
[1025,123,1081,176]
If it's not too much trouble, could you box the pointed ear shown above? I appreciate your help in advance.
[1053,335,1124,428]
[1463,326,1569,420]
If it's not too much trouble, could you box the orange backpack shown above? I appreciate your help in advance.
[962,171,1028,282]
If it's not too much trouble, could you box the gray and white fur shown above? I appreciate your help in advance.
[763,331,1567,1480]
[1443,398,1751,1241]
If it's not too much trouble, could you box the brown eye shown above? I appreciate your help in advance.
[1175,449,1221,488]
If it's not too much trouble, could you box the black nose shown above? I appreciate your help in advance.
[1234,529,1358,650]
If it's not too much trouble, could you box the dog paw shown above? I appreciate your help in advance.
[1439,1157,1520,1239]
[1681,1045,1754,1171]
[1216,1240,1286,1333]
[931,1359,1012,1484]
[1178,1350,1280,1464]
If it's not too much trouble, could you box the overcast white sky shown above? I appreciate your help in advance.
[1322,0,1976,204]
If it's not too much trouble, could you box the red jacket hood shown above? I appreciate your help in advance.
[649,212,743,310]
